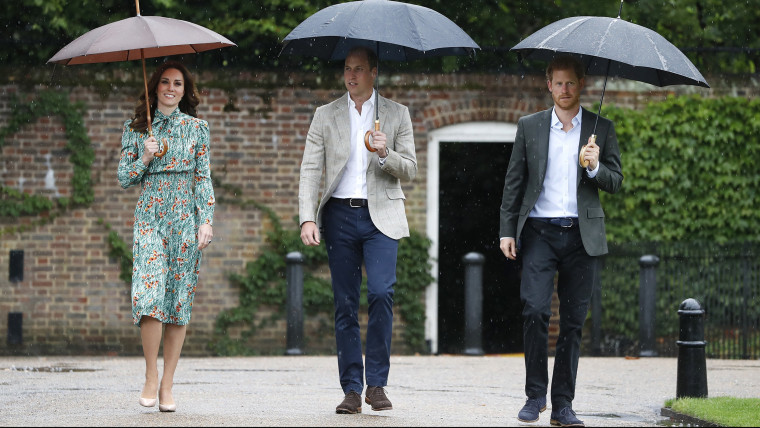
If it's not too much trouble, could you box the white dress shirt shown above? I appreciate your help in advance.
[529,107,583,218]
[332,90,376,199]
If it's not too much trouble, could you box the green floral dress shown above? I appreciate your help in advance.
[118,108,215,326]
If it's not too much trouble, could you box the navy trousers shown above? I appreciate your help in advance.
[322,199,398,394]
[519,218,598,409]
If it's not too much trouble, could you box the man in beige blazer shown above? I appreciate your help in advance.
[299,46,417,414]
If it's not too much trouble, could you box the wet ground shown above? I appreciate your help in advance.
[1,355,758,426]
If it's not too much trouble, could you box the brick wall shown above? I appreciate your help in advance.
[1,69,755,356]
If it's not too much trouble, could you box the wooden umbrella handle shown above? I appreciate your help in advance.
[579,134,596,168]
[364,120,380,152]
[155,138,168,158]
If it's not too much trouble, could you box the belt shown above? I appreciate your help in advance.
[331,198,368,208]
[531,217,578,228]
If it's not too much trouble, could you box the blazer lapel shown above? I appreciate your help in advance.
[536,109,551,183]
[333,93,351,157]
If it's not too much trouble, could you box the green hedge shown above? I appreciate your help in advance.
[601,95,760,243]
[595,96,760,356]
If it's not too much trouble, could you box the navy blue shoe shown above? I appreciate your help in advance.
[517,396,547,423]
[550,406,584,427]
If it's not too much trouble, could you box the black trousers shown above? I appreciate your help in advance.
[519,218,598,409]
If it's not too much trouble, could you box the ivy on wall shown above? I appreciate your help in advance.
[209,180,433,355]
[0,90,94,232]
[98,219,133,285]
[601,95,760,243]
[0,91,136,286]
[593,95,760,352]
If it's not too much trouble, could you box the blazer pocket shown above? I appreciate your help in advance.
[386,187,406,200]
[586,207,605,218]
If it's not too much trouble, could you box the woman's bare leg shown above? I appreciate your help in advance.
[159,323,187,406]
[139,316,162,399]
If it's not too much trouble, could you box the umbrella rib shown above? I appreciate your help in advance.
[535,17,589,49]
[645,32,669,71]
[130,16,160,61]
[344,2,364,43]
[402,7,425,55]
[594,19,617,57]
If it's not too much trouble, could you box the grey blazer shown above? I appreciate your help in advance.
[499,107,623,256]
[299,93,418,240]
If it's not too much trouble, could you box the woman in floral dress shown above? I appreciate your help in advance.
[118,61,214,412]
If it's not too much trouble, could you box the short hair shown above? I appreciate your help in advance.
[346,46,378,70]
[546,55,585,82]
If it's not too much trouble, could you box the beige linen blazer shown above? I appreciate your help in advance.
[299,93,417,240]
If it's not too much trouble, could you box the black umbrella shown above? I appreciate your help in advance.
[510,0,709,166]
[281,0,479,151]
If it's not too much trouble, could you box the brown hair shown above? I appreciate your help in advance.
[130,61,200,133]
[346,46,378,71]
[546,55,585,82]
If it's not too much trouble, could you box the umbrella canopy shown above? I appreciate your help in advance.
[47,1,236,156]
[280,0,479,61]
[510,15,709,89]
[281,0,479,151]
[47,15,236,65]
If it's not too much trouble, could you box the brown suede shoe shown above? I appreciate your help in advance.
[365,386,393,411]
[335,391,362,414]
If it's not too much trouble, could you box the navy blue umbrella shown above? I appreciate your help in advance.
[510,1,709,166]
[281,0,479,150]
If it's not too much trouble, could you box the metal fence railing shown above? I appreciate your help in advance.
[597,241,760,359]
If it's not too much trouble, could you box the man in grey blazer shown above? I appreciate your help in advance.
[499,55,623,427]
[299,46,417,414]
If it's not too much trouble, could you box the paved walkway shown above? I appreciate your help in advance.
[1,355,758,426]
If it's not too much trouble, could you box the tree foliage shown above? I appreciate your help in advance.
[3,0,758,74]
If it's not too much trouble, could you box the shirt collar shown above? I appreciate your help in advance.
[550,107,583,130]
[153,107,181,124]
[347,89,377,110]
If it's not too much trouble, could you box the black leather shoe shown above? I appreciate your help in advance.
[517,396,547,422]
[550,406,584,427]
[335,391,362,414]
[365,386,393,411]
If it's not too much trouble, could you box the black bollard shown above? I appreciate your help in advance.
[676,298,708,398]
[285,251,305,356]
[462,252,485,356]
[639,255,659,357]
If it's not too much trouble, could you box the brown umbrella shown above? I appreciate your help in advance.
[48,0,236,156]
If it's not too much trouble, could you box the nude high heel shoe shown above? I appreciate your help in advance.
[138,396,157,407]
[159,402,176,412]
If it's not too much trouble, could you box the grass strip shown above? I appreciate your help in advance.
[665,396,760,427]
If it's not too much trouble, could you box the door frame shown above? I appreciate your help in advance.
[425,121,517,354]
